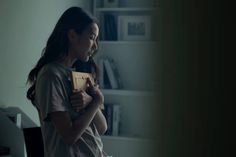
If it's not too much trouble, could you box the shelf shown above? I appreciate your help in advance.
[98,41,158,44]
[101,135,153,142]
[101,89,156,97]
[95,7,157,12]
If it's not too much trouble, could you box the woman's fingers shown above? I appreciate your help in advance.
[86,78,94,87]
[73,105,84,110]
[70,99,82,105]
[70,87,93,112]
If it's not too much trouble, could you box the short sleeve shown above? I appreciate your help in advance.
[35,72,70,121]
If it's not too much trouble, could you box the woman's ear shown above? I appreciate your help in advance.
[68,29,78,42]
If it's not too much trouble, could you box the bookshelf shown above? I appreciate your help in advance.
[92,0,158,156]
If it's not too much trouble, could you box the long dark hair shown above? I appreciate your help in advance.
[26,7,99,105]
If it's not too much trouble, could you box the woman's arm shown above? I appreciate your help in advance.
[50,79,104,145]
[92,108,107,135]
[70,82,107,135]
[50,100,100,145]
[70,91,107,135]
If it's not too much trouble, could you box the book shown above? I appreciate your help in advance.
[111,104,121,136]
[103,104,121,136]
[103,104,113,135]
[104,14,110,40]
[108,14,117,40]
[98,58,105,88]
[100,14,105,40]
[103,58,119,89]
[103,62,112,89]
[109,58,123,89]
[104,0,119,8]
[71,71,104,110]
[71,71,95,91]
[104,14,117,40]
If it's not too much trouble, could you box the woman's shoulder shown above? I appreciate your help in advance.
[39,62,59,75]
[38,62,72,79]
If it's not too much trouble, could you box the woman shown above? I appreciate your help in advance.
[26,7,108,157]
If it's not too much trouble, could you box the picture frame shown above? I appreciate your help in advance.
[103,0,119,8]
[118,15,151,41]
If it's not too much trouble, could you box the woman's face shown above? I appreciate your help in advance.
[69,22,99,62]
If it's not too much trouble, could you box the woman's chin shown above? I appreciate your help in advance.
[77,57,90,62]
[85,56,90,62]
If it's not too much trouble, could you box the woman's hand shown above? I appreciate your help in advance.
[70,90,93,112]
[86,78,104,106]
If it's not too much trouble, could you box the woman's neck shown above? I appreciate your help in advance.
[57,55,77,67]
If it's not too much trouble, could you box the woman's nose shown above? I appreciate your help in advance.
[92,41,98,51]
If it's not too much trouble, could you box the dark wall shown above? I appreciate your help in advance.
[154,0,235,156]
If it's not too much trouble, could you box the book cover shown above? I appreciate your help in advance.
[103,63,112,89]
[71,71,104,110]
[104,14,109,40]
[104,0,119,8]
[111,104,121,136]
[100,15,105,40]
[104,14,117,40]
[109,14,117,40]
[103,58,119,89]
[103,104,113,135]
[103,104,121,136]
[104,14,112,40]
[71,71,95,91]
[109,58,122,89]
[98,58,105,88]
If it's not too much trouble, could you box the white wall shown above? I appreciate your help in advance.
[0,0,92,125]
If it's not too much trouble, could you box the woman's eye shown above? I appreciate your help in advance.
[90,36,95,40]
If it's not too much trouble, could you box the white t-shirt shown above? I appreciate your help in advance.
[35,62,105,157]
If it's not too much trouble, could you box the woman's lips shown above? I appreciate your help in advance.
[88,52,93,57]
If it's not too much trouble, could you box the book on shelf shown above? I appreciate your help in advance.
[98,58,112,89]
[103,0,119,8]
[103,104,121,136]
[98,58,105,88]
[103,62,112,89]
[104,14,117,40]
[112,104,121,136]
[103,104,113,135]
[109,58,123,89]
[104,14,110,40]
[98,57,123,89]
[103,58,122,89]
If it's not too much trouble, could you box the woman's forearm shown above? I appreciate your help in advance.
[51,100,100,145]
[92,109,107,135]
